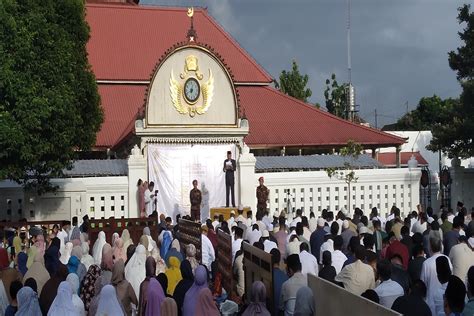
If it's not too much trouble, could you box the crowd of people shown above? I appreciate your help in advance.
[0,201,473,316]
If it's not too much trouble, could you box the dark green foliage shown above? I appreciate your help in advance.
[324,73,348,119]
[428,4,474,158]
[389,96,458,131]
[0,0,103,192]
[279,60,312,102]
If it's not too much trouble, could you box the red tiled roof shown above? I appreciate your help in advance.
[89,4,406,150]
[95,84,146,149]
[377,152,429,166]
[85,4,272,83]
[238,86,406,148]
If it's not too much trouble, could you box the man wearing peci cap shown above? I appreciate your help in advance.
[223,151,237,208]
[256,176,269,218]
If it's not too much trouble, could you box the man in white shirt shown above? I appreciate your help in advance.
[412,212,427,235]
[287,235,301,257]
[433,256,451,316]
[335,245,375,295]
[279,254,307,315]
[57,220,71,252]
[308,212,318,233]
[299,242,318,276]
[232,226,244,262]
[420,236,452,315]
[227,210,236,227]
[290,209,303,228]
[201,225,215,272]
[332,235,348,274]
[261,230,278,253]
[373,260,404,309]
[449,236,474,283]
[247,224,262,246]
[144,181,156,217]
[212,214,219,230]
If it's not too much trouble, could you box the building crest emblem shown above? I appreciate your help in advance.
[170,55,214,117]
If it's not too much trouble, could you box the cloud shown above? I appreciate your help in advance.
[141,0,468,126]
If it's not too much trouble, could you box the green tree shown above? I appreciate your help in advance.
[428,4,474,158]
[388,95,457,131]
[324,73,348,118]
[0,0,103,192]
[279,60,312,102]
[326,140,363,211]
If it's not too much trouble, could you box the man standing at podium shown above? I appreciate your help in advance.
[223,151,236,207]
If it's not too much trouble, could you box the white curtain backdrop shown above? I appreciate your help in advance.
[147,144,237,220]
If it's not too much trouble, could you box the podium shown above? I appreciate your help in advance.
[210,207,250,221]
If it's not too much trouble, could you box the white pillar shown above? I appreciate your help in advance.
[128,145,147,218]
[238,143,257,210]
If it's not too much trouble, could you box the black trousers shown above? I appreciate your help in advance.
[226,182,235,207]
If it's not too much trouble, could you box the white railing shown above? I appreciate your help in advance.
[261,168,421,219]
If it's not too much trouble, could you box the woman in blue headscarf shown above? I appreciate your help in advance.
[16,286,42,316]
[17,252,28,276]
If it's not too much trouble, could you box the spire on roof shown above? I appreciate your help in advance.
[186,7,197,42]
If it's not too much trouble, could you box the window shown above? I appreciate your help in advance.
[310,206,313,212]
[18,199,22,204]
[361,186,365,190]
[369,195,372,199]
[111,196,115,201]
[101,206,105,212]
[408,184,411,188]
[301,198,304,202]
[393,185,396,189]
[335,205,339,210]
[121,205,125,211]
[326,196,329,201]
[121,196,125,201]
[401,184,404,189]
[317,197,321,201]
[377,194,380,199]
[317,188,321,192]
[326,187,330,192]
[309,197,313,202]
[385,185,388,189]
[90,197,94,202]
[275,189,279,194]
[369,185,372,190]
[377,185,380,190]
[301,188,304,193]
[335,196,339,200]
[344,187,347,191]
[310,188,313,193]
[275,198,278,203]
[335,187,339,192]
[361,195,364,199]
[111,206,115,211]
[101,196,105,201]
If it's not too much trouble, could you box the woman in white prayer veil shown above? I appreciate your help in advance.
[92,231,106,265]
[124,244,147,299]
[96,285,125,316]
[80,241,95,271]
[66,273,86,316]
[59,242,73,265]
[47,281,80,316]
[143,227,157,251]
[111,232,119,248]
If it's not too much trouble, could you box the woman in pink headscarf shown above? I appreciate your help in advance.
[112,238,127,263]
[101,244,114,272]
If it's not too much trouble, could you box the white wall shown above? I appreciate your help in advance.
[0,167,423,221]
[0,177,129,222]
[261,168,421,219]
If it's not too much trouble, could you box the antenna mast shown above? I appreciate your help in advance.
[346,0,356,122]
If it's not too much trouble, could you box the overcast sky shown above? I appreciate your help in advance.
[142,0,472,127]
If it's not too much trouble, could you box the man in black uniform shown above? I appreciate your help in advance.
[223,151,236,207]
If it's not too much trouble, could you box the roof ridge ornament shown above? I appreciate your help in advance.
[186,7,197,42]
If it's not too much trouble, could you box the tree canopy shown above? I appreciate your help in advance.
[324,73,348,119]
[386,95,458,131]
[0,0,103,192]
[428,4,474,158]
[279,60,312,103]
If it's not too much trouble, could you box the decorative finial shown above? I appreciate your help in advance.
[187,7,194,18]
[186,7,197,42]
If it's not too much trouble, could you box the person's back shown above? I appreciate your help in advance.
[408,245,425,282]
[335,245,375,296]
[271,249,288,314]
[463,266,474,316]
[309,219,326,263]
[392,280,432,316]
[279,254,307,316]
[373,260,404,309]
[449,238,474,283]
